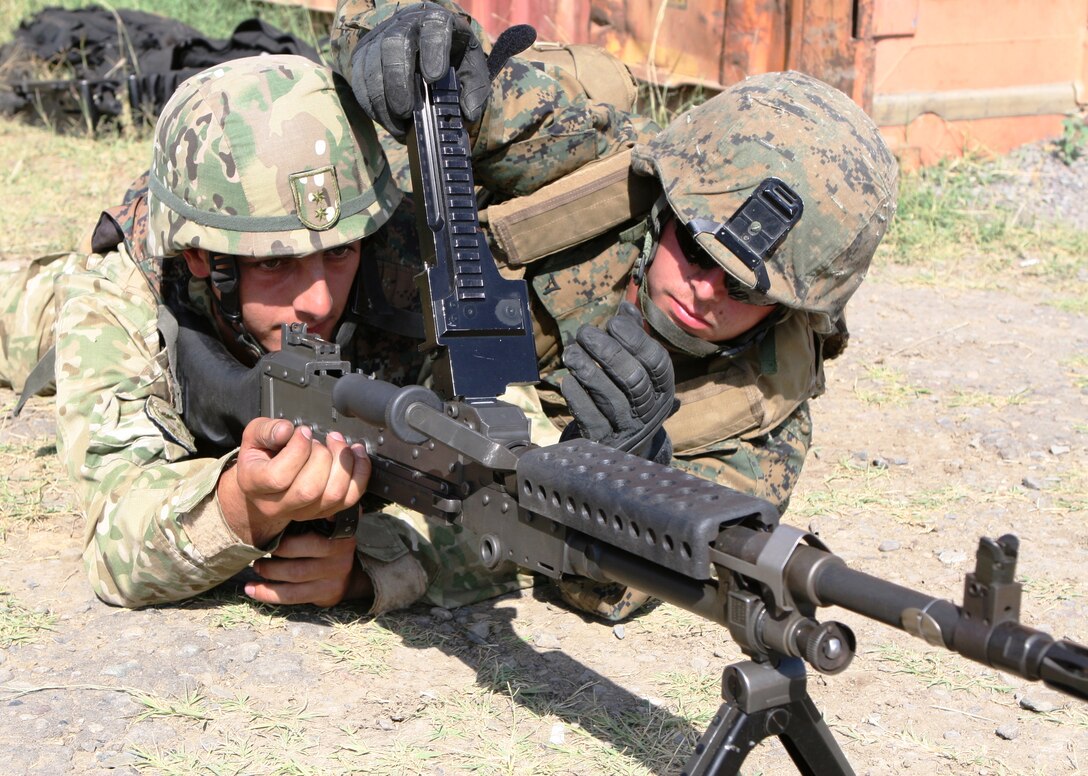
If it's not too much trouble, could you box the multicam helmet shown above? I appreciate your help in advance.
[631,70,898,333]
[146,54,402,259]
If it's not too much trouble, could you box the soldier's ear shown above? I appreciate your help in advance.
[181,248,211,279]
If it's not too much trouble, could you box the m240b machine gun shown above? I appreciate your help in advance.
[260,66,1088,775]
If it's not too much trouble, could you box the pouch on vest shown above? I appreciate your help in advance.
[483,149,657,267]
[667,313,821,453]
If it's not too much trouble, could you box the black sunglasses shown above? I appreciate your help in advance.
[672,219,775,306]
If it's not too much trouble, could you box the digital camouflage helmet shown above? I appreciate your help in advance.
[146,54,402,260]
[631,70,898,335]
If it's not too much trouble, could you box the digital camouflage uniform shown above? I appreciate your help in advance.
[520,70,898,510]
[493,70,898,618]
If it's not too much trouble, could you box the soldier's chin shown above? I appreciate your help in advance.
[262,333,285,353]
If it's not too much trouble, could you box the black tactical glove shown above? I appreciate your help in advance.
[350,2,490,139]
[561,302,677,462]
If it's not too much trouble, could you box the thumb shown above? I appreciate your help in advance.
[245,418,296,452]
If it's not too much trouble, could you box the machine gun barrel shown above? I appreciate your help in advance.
[718,525,1088,700]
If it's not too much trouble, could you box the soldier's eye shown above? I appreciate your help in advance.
[325,244,354,260]
[673,220,776,306]
[253,258,287,271]
[674,223,718,272]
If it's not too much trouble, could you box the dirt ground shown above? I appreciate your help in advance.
[1,155,1086,774]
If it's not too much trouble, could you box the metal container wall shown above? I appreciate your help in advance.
[276,0,1087,163]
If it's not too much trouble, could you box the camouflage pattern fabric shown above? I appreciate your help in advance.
[147,55,401,260]
[631,70,899,335]
[44,44,645,609]
[331,0,655,200]
[38,27,890,621]
[0,252,84,394]
[53,243,260,606]
[554,580,653,623]
[526,233,817,514]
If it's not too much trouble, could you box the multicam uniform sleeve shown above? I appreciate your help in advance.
[0,252,78,394]
[53,249,269,607]
[329,0,655,197]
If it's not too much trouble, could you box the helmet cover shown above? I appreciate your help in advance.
[147,54,402,258]
[632,71,898,331]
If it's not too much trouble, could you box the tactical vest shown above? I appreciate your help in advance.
[479,162,829,452]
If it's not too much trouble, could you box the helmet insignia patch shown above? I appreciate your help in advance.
[290,166,341,231]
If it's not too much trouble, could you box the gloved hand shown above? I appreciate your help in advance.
[561,302,677,461]
[349,2,490,138]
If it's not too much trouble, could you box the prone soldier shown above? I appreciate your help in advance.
[1,8,647,612]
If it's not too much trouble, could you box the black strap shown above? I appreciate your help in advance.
[13,346,57,417]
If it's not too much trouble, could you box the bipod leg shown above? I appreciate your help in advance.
[681,658,854,776]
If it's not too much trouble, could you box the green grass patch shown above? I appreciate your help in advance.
[879,156,1088,304]
[945,387,1031,409]
[132,687,213,722]
[127,691,336,775]
[0,441,75,536]
[789,462,989,531]
[1067,355,1088,391]
[1021,575,1083,611]
[885,157,1088,266]
[193,587,287,631]
[319,614,398,675]
[655,669,719,726]
[0,119,147,258]
[872,643,1017,695]
[1046,465,1088,512]
[852,365,932,407]
[891,729,1011,773]
[1050,295,1088,315]
[0,588,57,646]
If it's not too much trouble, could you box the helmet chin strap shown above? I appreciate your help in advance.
[636,281,719,358]
[207,253,264,363]
[636,281,781,359]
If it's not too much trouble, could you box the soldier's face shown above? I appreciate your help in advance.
[186,242,361,352]
[639,220,776,342]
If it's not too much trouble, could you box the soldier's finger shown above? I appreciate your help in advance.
[243,579,341,607]
[315,431,359,508]
[345,444,371,505]
[316,436,369,511]
[243,417,296,452]
[563,343,630,428]
[283,432,335,508]
[608,312,673,395]
[239,424,315,495]
[254,555,331,584]
[576,325,650,411]
[267,532,354,560]
[381,16,419,118]
[419,6,454,82]
[560,369,612,440]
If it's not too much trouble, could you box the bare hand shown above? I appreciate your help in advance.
[218,418,371,547]
[245,531,372,607]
